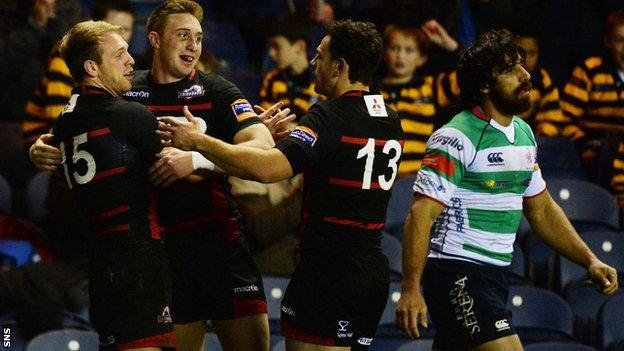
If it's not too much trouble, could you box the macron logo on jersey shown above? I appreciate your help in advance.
[124,90,150,98]
[364,95,388,117]
[289,126,317,147]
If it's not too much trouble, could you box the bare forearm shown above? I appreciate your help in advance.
[527,198,597,268]
[189,132,267,180]
[402,205,435,292]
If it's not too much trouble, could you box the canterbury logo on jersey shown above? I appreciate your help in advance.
[487,152,504,164]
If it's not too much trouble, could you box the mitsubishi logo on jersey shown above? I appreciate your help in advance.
[487,152,504,165]
[372,98,381,110]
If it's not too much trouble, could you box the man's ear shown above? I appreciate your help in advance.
[84,60,98,78]
[148,31,160,49]
[335,57,347,77]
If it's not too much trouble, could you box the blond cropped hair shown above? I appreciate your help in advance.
[59,20,123,82]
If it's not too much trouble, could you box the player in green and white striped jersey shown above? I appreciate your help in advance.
[396,29,619,351]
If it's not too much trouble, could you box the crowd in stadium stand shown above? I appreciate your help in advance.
[1,0,624,350]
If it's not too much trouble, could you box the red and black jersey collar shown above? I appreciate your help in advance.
[188,68,197,80]
[74,85,112,96]
[471,105,491,121]
[340,90,368,98]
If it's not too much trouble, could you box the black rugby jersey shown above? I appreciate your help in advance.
[276,91,405,252]
[52,86,162,241]
[125,69,262,237]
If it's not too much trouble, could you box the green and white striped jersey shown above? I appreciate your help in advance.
[414,107,546,266]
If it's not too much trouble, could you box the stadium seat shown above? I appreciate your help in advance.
[558,230,624,292]
[384,177,416,239]
[508,243,527,284]
[523,231,556,288]
[381,233,402,280]
[535,136,585,181]
[203,21,250,71]
[204,332,222,351]
[0,173,11,215]
[546,179,619,231]
[507,286,575,343]
[270,339,285,351]
[525,342,598,351]
[221,71,261,105]
[394,339,434,351]
[599,294,624,350]
[377,282,434,339]
[262,275,289,333]
[0,240,38,267]
[0,313,25,351]
[269,335,284,350]
[25,329,98,351]
[567,285,622,345]
[25,171,53,223]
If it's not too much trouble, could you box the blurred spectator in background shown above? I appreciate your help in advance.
[377,22,458,176]
[507,17,569,137]
[0,262,88,342]
[259,15,321,123]
[2,0,86,123]
[195,50,220,73]
[561,10,624,182]
[0,0,85,189]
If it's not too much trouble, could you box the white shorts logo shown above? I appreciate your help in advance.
[495,319,510,331]
[357,337,373,345]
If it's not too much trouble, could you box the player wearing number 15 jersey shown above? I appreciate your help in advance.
[157,20,404,350]
[51,21,175,350]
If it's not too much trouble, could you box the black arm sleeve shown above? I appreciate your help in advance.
[210,75,262,142]
[118,102,163,162]
[275,105,332,175]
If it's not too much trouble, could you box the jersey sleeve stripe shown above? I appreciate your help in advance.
[94,224,131,238]
[92,204,131,222]
[328,177,381,189]
[340,135,405,146]
[322,216,384,230]
[147,102,213,112]
[92,166,127,182]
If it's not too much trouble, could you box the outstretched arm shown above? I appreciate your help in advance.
[523,190,618,294]
[158,106,293,183]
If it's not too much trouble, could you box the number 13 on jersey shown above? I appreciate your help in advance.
[356,138,402,190]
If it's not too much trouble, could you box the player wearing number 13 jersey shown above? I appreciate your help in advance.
[157,20,404,350]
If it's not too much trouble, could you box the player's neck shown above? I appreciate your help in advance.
[332,80,369,99]
[150,55,185,84]
[82,79,118,97]
[481,99,513,126]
